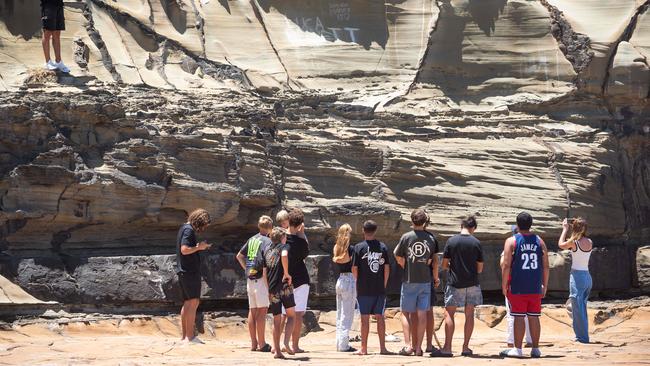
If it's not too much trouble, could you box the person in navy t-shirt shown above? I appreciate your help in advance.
[500,212,549,359]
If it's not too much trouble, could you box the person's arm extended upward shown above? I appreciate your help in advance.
[501,237,514,297]
[540,238,550,298]
[558,219,575,250]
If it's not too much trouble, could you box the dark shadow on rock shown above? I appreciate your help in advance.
[415,0,525,105]
[218,0,231,14]
[0,0,42,41]
[256,0,390,50]
[161,0,187,34]
[468,0,507,36]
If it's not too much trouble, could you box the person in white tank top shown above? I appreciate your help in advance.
[558,218,592,343]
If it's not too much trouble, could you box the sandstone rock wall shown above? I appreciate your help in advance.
[0,0,649,306]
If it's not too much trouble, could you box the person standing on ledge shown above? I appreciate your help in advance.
[352,220,393,356]
[433,215,483,357]
[394,209,439,356]
[558,217,592,344]
[500,212,549,358]
[41,0,70,73]
[176,209,212,344]
[236,215,273,352]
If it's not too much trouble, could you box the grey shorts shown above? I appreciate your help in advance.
[444,285,483,307]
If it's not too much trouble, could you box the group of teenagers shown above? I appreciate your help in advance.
[175,207,594,359]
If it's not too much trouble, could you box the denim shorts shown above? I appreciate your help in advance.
[400,282,431,312]
[444,284,483,307]
[357,295,386,315]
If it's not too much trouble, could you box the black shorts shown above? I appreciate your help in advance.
[41,3,65,31]
[268,282,296,316]
[178,271,201,300]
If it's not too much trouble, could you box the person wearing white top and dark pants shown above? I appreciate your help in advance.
[558,217,593,344]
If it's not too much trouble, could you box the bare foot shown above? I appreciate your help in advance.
[380,349,395,355]
[354,350,368,356]
[293,347,305,353]
[274,351,286,359]
[282,346,295,355]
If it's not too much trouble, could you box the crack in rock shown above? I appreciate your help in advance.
[601,0,650,96]
[534,137,572,218]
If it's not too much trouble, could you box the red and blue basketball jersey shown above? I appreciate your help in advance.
[509,233,543,295]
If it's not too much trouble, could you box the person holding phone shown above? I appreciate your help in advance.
[558,217,593,343]
[176,208,212,344]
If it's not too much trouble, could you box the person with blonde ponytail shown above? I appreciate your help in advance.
[558,217,593,343]
[332,223,357,352]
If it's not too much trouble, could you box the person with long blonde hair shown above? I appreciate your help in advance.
[332,223,357,352]
[558,217,593,343]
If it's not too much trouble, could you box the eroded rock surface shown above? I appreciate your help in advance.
[0,0,649,306]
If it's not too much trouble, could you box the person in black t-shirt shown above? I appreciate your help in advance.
[40,0,70,72]
[352,220,393,355]
[176,209,212,344]
[282,208,310,354]
[433,215,484,357]
[261,227,296,359]
[236,215,273,352]
[394,209,439,356]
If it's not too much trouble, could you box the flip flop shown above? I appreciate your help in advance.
[259,344,272,352]
[399,346,414,356]
[461,349,473,357]
[380,350,395,355]
[430,349,453,358]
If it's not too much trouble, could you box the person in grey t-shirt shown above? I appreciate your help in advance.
[394,209,440,356]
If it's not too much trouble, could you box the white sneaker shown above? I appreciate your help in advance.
[499,348,524,358]
[45,60,58,71]
[189,337,205,345]
[55,61,70,73]
[531,348,541,358]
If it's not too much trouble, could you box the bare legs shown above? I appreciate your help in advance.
[283,311,304,353]
[426,309,433,350]
[255,308,268,349]
[528,316,541,348]
[443,305,476,354]
[247,307,268,350]
[443,306,455,353]
[52,30,62,63]
[42,30,62,63]
[42,30,52,63]
[247,309,257,350]
[400,312,412,352]
[414,310,427,355]
[462,305,475,353]
[180,298,200,341]
[275,308,295,359]
[356,314,389,355]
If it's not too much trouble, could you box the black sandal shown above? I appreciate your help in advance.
[259,343,272,352]
[430,349,453,357]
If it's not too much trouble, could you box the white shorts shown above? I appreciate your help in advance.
[247,278,269,308]
[283,284,309,313]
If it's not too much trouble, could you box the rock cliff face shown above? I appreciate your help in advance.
[0,0,649,306]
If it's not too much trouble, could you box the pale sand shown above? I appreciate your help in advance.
[1,305,649,365]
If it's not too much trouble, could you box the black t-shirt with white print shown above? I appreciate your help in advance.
[353,240,391,296]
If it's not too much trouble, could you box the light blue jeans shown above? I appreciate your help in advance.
[570,270,592,343]
[336,273,356,351]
